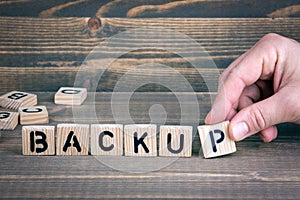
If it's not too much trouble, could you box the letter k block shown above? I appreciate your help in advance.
[124,124,157,157]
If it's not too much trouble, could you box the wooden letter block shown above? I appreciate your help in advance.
[0,111,19,130]
[159,126,193,157]
[54,87,87,105]
[56,124,89,156]
[0,91,37,110]
[124,124,157,157]
[91,124,123,156]
[22,126,55,155]
[19,106,49,125]
[198,121,236,158]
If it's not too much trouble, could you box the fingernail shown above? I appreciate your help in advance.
[232,122,249,141]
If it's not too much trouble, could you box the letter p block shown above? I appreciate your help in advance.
[198,121,236,158]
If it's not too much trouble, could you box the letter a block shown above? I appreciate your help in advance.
[124,124,157,157]
[56,124,89,156]
[22,126,55,155]
[19,106,49,125]
[0,111,19,130]
[0,91,37,110]
[54,87,87,105]
[198,121,236,158]
[91,124,123,156]
[159,126,193,157]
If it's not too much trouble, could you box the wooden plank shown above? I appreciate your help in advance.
[0,17,299,92]
[0,0,299,18]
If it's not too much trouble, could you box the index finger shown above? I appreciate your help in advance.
[205,33,281,124]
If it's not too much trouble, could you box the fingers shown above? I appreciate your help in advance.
[229,92,286,142]
[205,34,280,125]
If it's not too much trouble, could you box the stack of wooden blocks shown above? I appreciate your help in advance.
[1,87,237,159]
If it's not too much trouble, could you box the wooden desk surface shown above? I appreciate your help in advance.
[0,1,300,199]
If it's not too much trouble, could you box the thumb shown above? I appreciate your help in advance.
[229,93,286,141]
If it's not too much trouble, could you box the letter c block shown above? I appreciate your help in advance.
[91,124,123,156]
[22,126,55,155]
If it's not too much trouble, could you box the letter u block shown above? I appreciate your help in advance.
[56,124,89,156]
[159,126,193,157]
[22,126,55,155]
[124,124,157,157]
[91,124,123,156]
[198,121,236,158]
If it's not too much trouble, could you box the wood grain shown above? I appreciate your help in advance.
[0,17,299,93]
[0,92,299,199]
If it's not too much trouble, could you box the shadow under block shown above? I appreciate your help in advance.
[198,121,236,158]
[159,126,193,157]
[19,106,49,125]
[124,124,157,157]
[54,87,87,105]
[0,91,37,110]
[0,111,19,130]
[22,126,55,155]
[56,124,89,156]
[91,124,123,156]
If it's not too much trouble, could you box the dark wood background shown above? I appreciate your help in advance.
[0,0,300,199]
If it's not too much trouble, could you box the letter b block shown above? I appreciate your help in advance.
[56,124,89,156]
[159,126,193,157]
[91,124,123,156]
[124,124,157,157]
[22,126,55,155]
[198,121,236,158]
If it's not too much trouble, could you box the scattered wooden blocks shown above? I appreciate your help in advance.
[0,91,37,110]
[124,124,157,157]
[91,124,123,156]
[56,124,89,156]
[0,111,19,130]
[54,87,87,105]
[22,126,55,155]
[198,121,236,158]
[19,106,49,125]
[159,125,193,157]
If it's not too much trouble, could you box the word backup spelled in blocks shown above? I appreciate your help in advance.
[91,124,123,156]
[56,124,89,156]
[0,111,19,130]
[54,87,87,105]
[198,121,236,158]
[0,91,37,110]
[159,126,193,157]
[124,124,157,157]
[22,126,55,155]
[19,106,48,125]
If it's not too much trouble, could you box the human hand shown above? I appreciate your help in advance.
[205,33,300,142]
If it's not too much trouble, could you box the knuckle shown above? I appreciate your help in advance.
[248,106,267,131]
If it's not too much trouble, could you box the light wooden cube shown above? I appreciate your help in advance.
[198,121,236,158]
[159,125,193,157]
[19,106,49,125]
[54,87,87,105]
[124,124,157,157]
[91,124,123,156]
[56,124,89,156]
[0,91,37,110]
[22,126,55,155]
[0,111,19,130]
